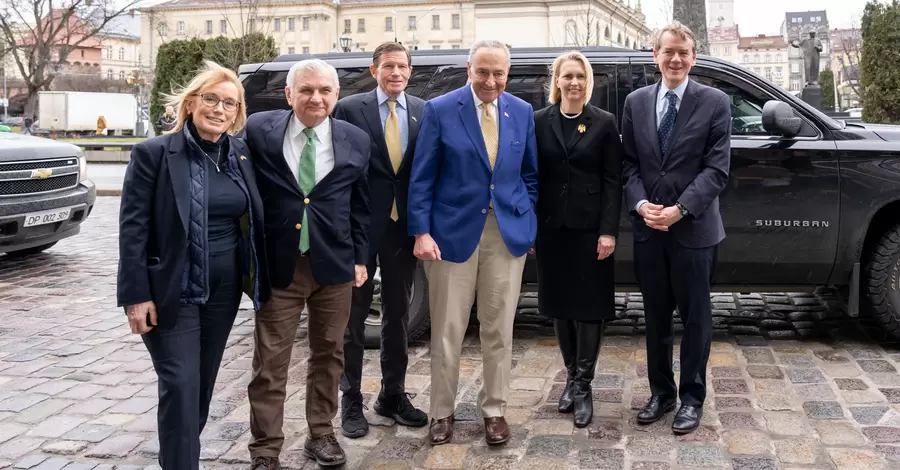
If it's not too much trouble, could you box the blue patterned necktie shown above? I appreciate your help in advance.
[658,90,678,157]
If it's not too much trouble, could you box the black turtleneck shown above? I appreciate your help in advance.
[560,106,581,145]
[188,120,247,254]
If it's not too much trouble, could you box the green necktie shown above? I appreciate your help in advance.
[299,127,316,253]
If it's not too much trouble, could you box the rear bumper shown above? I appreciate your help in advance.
[0,180,97,253]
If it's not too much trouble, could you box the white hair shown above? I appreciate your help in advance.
[468,40,510,64]
[286,59,339,90]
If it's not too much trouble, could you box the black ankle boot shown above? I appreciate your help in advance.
[573,321,604,428]
[554,319,577,413]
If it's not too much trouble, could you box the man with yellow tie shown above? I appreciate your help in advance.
[332,42,428,439]
[407,39,538,446]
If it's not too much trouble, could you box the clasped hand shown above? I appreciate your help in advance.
[640,203,682,231]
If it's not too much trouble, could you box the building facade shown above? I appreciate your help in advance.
[736,34,789,90]
[708,25,739,64]
[708,0,734,28]
[100,12,144,83]
[139,0,651,70]
[781,10,830,92]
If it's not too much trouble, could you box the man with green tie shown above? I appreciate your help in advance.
[332,42,428,439]
[242,59,372,469]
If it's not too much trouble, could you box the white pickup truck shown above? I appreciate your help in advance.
[0,133,96,256]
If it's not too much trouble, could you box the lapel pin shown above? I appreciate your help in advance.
[504,112,509,118]
[577,124,586,134]
[411,116,418,122]
[240,155,247,161]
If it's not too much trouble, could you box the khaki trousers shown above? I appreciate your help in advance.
[248,255,352,458]
[425,212,527,420]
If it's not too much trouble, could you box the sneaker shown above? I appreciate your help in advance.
[374,392,428,427]
[302,433,346,467]
[340,394,369,438]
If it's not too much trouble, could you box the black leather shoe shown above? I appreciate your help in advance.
[374,391,428,427]
[558,379,576,413]
[340,394,369,438]
[573,383,593,428]
[672,404,702,434]
[636,395,677,424]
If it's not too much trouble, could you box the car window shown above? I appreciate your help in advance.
[337,67,377,99]
[690,69,817,138]
[504,65,550,110]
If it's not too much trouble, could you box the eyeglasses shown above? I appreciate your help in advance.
[198,93,240,112]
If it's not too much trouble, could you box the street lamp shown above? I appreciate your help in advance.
[339,33,352,52]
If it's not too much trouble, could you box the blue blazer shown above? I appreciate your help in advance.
[407,85,538,263]
[241,110,371,288]
[621,78,731,248]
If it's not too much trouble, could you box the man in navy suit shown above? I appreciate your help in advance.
[408,39,538,446]
[332,41,428,438]
[622,22,731,434]
[243,59,371,469]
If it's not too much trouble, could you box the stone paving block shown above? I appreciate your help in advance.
[723,430,772,455]
[827,448,888,470]
[625,436,673,457]
[731,457,777,470]
[746,365,784,379]
[803,401,845,420]
[764,412,814,436]
[788,368,826,384]
[773,437,818,464]
[525,436,572,458]
[676,444,724,467]
[25,416,87,438]
[30,458,70,470]
[813,420,866,445]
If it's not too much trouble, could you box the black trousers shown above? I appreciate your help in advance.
[143,250,241,469]
[341,219,417,397]
[634,231,716,406]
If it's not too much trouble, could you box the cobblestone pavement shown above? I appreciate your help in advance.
[2,198,900,469]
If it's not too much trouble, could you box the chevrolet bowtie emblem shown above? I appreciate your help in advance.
[31,169,52,179]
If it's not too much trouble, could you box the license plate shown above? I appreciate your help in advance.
[23,207,72,227]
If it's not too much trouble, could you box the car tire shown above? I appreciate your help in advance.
[864,224,900,338]
[363,261,431,349]
[5,242,58,257]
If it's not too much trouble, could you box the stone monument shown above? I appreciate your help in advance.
[791,30,824,110]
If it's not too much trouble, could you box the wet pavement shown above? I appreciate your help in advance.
[1,197,900,469]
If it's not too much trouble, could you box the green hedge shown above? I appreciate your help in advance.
[861,0,900,124]
[149,33,277,135]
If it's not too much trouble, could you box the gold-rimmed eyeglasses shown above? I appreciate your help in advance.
[198,93,240,112]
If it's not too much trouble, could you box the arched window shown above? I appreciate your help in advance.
[626,37,631,48]
[617,32,622,44]
[595,23,601,45]
[605,26,611,39]
[565,20,577,45]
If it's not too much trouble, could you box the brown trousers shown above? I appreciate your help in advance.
[248,255,352,458]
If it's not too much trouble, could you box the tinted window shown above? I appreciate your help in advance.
[337,67,376,99]
[243,71,290,116]
[423,66,467,100]
[504,65,550,110]
[589,64,615,115]
[404,65,437,99]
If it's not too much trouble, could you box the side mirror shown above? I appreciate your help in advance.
[762,100,802,137]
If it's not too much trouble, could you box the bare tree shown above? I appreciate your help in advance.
[835,27,864,104]
[0,0,142,116]
[553,1,608,47]
[673,0,708,54]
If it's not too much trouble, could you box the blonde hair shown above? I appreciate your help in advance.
[654,21,697,54]
[164,60,247,135]
[547,51,594,106]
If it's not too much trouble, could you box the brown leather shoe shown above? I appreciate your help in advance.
[484,416,510,445]
[302,433,346,467]
[429,415,455,445]
[250,456,280,470]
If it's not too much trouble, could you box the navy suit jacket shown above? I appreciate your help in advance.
[242,110,371,288]
[621,79,731,248]
[408,85,538,263]
[332,89,424,256]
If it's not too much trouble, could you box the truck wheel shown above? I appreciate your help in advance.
[5,242,58,257]
[865,224,900,337]
[364,261,430,349]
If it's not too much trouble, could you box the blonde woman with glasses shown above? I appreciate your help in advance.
[533,50,623,428]
[116,60,269,469]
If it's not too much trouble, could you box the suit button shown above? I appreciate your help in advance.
[660,171,666,176]
[295,223,301,230]
[562,183,568,189]
[490,184,495,190]
[482,209,487,214]
[304,197,310,204]
[563,159,569,164]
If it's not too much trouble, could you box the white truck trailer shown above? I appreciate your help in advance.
[38,91,138,136]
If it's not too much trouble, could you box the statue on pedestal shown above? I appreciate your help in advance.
[791,30,824,85]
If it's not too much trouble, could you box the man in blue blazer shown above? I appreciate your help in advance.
[332,41,428,439]
[622,22,731,435]
[242,59,371,469]
[407,39,538,446]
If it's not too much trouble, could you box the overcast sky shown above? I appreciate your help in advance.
[126,0,870,36]
[639,0,869,35]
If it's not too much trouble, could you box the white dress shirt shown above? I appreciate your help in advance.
[471,84,499,125]
[283,115,335,186]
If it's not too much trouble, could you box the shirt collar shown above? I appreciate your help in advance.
[377,87,407,109]
[470,83,498,109]
[289,115,331,143]
[659,77,690,103]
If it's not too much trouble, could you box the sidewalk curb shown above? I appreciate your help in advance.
[97,189,122,196]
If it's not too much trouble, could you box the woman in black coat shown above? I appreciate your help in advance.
[116,61,268,469]
[534,50,623,428]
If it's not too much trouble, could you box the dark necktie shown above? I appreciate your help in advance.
[658,90,678,157]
